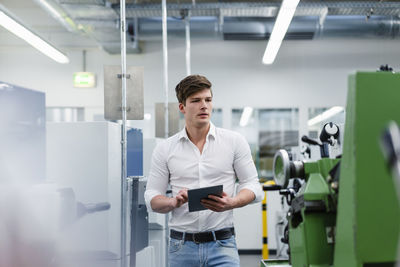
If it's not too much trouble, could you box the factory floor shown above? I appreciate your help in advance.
[239,254,262,267]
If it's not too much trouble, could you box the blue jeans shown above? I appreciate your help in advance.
[169,235,240,267]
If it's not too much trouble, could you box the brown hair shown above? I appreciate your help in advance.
[175,75,212,104]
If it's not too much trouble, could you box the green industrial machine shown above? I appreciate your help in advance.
[262,71,400,267]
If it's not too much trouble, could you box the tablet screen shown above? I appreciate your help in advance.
[188,185,223,212]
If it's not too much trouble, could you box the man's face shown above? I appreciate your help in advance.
[179,88,213,128]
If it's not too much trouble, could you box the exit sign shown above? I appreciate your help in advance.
[73,72,96,88]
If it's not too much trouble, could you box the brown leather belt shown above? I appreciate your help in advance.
[170,227,235,243]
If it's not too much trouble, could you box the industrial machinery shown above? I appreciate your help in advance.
[0,82,112,267]
[262,71,400,266]
[47,122,151,267]
[0,81,152,267]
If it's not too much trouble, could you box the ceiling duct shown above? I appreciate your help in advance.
[34,0,400,53]
[139,15,400,41]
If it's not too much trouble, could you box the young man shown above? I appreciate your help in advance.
[144,75,263,267]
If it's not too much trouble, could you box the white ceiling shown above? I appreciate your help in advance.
[2,1,400,54]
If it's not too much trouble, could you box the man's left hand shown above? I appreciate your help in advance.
[200,192,236,212]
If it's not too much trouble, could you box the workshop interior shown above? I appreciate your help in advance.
[0,0,400,267]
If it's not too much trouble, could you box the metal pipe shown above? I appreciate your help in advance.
[119,0,128,266]
[185,13,191,76]
[137,15,400,41]
[134,17,139,49]
[82,50,86,72]
[162,1,169,266]
[32,0,81,33]
[162,0,169,139]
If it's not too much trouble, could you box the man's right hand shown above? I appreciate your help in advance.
[150,189,188,213]
[172,189,188,208]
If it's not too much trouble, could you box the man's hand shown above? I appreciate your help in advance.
[200,192,237,212]
[150,189,188,213]
[171,189,188,209]
[200,189,256,212]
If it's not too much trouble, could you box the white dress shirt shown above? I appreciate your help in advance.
[144,122,264,232]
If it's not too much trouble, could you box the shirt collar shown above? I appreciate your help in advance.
[207,122,216,140]
[178,122,216,141]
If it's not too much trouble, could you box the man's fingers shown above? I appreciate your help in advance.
[174,192,188,208]
[181,193,188,202]
[202,201,223,212]
[178,189,189,202]
[207,194,224,203]
[202,199,223,209]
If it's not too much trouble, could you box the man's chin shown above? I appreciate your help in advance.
[194,119,210,127]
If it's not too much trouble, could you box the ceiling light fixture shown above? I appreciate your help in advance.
[308,106,344,126]
[0,4,69,64]
[262,0,300,65]
[240,107,254,127]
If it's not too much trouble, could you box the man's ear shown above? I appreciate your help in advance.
[179,102,185,114]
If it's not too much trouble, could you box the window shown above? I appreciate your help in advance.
[232,108,299,179]
[46,107,84,122]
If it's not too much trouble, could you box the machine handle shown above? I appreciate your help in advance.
[263,185,282,191]
[84,202,111,213]
[301,135,321,146]
[76,202,111,219]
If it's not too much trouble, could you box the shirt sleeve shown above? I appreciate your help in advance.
[233,134,264,203]
[144,141,170,212]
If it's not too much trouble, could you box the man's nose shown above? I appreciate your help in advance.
[200,100,207,108]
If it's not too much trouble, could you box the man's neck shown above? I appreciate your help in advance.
[185,123,210,144]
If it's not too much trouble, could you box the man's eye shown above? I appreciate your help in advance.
[192,100,199,102]
[206,99,212,102]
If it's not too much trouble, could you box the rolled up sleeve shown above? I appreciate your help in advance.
[233,134,264,203]
[144,141,170,212]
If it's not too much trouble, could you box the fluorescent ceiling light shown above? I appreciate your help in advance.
[308,106,344,126]
[0,5,69,64]
[262,0,300,65]
[240,107,253,127]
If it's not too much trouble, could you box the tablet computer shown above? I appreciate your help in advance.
[188,185,223,212]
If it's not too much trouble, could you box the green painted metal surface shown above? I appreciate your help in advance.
[334,72,400,266]
[272,71,400,267]
[289,159,339,267]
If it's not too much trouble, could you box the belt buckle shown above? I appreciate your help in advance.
[192,233,200,244]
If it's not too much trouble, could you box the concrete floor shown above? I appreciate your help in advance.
[239,254,262,267]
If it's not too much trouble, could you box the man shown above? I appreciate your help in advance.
[144,75,263,267]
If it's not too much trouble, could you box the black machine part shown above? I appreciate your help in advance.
[76,202,111,219]
[302,134,329,157]
[279,178,303,205]
[328,161,341,193]
[320,122,340,146]
[381,121,400,174]
[300,144,311,159]
[380,121,400,201]
[302,121,340,158]
[378,64,394,72]
[301,135,322,146]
